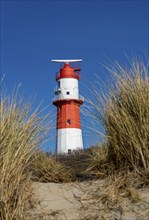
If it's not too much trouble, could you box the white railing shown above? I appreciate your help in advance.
[54,87,61,94]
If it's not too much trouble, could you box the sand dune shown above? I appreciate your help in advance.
[25,179,149,220]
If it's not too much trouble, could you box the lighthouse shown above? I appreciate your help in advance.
[52,59,84,154]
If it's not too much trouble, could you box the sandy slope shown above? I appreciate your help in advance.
[26,179,149,220]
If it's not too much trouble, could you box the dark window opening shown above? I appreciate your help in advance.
[67,119,71,125]
[58,81,60,87]
[68,149,71,155]
[66,91,70,95]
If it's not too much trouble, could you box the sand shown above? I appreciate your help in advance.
[26,179,149,220]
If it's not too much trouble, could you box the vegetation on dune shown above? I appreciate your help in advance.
[0,93,49,220]
[106,68,148,171]
[32,150,74,183]
[87,56,149,178]
[0,90,75,219]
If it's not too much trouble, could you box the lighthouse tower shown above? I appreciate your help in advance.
[52,59,84,154]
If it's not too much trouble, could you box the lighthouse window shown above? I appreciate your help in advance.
[67,119,71,125]
[68,149,71,155]
[66,91,70,95]
[58,81,60,88]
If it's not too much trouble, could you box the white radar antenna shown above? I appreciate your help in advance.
[51,59,82,64]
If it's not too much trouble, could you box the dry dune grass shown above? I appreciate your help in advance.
[56,149,93,180]
[78,171,149,220]
[0,93,49,220]
[32,151,74,183]
[87,56,149,178]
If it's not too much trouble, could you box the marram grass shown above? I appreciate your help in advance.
[32,151,74,183]
[88,57,149,175]
[0,93,49,220]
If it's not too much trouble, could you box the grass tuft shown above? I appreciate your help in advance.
[32,151,74,183]
[87,56,149,177]
[0,92,49,220]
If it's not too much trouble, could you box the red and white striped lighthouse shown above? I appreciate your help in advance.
[52,59,84,154]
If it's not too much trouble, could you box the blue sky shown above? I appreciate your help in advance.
[1,0,148,152]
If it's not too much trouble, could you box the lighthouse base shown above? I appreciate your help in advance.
[56,128,83,154]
